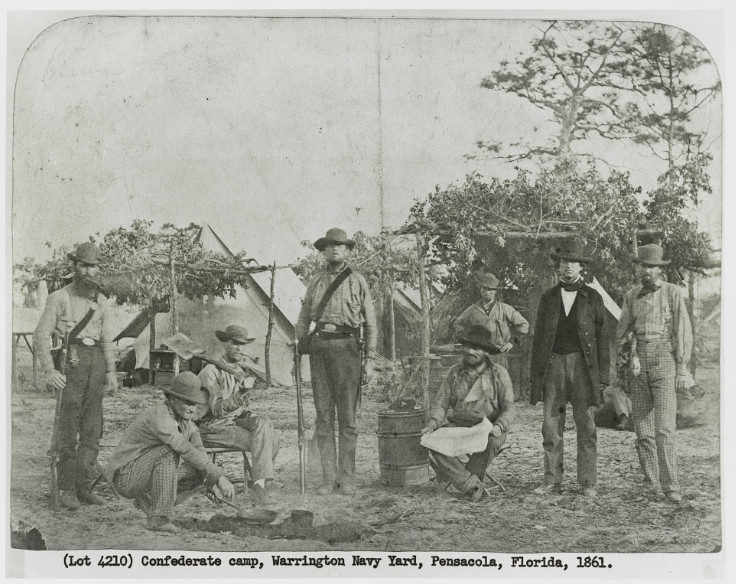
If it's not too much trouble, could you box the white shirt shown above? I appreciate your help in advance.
[560,288,578,316]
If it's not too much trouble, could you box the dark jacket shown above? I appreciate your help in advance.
[530,283,610,406]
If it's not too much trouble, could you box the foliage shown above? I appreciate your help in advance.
[411,163,643,308]
[292,231,420,290]
[625,24,721,170]
[14,220,256,306]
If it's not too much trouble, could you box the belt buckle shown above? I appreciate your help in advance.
[322,324,337,332]
[81,338,95,346]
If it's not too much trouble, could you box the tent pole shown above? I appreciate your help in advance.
[265,262,277,386]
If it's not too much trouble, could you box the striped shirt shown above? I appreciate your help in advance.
[616,280,693,375]
[196,363,250,423]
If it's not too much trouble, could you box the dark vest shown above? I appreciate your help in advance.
[552,293,582,354]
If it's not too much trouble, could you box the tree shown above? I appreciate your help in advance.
[626,24,721,175]
[474,20,638,165]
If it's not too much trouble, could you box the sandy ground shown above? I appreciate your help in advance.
[9,352,721,553]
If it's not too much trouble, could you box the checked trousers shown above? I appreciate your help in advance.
[112,445,203,519]
[630,338,679,494]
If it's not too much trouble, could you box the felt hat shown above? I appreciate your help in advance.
[457,324,501,355]
[550,239,592,264]
[314,227,356,251]
[215,324,255,344]
[163,371,208,404]
[67,242,101,265]
[633,244,671,266]
[475,272,504,290]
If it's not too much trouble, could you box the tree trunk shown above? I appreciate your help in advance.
[386,268,396,361]
[149,305,156,385]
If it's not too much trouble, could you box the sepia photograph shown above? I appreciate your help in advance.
[5,6,725,578]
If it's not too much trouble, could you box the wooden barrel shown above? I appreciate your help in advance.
[377,409,429,486]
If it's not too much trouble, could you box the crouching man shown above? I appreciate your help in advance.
[106,372,235,533]
[421,325,516,503]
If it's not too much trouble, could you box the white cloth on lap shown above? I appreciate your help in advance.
[420,418,492,457]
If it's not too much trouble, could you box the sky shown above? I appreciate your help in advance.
[7,10,724,267]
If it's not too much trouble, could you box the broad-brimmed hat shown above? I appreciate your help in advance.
[215,324,255,344]
[163,371,208,404]
[633,244,670,266]
[550,239,591,264]
[457,325,501,355]
[475,272,504,290]
[314,227,356,251]
[67,242,101,265]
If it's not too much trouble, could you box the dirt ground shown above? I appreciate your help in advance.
[9,351,721,553]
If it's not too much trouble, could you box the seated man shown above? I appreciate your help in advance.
[107,372,235,533]
[421,324,516,503]
[195,325,280,505]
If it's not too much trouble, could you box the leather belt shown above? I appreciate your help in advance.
[317,323,358,334]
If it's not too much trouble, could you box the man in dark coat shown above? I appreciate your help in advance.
[530,240,610,497]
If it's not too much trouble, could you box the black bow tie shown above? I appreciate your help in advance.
[559,280,583,292]
[637,284,661,298]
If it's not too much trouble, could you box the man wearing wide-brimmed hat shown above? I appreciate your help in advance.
[454,272,529,370]
[615,244,692,504]
[295,227,377,496]
[421,324,516,503]
[195,324,281,505]
[107,372,235,533]
[530,239,610,498]
[34,241,119,510]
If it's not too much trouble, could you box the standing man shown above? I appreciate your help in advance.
[107,372,235,533]
[295,227,377,496]
[34,241,118,510]
[196,325,281,505]
[453,272,529,369]
[530,240,609,498]
[616,244,692,503]
[421,325,516,503]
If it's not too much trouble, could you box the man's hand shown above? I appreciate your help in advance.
[499,342,513,354]
[103,372,118,394]
[630,355,641,377]
[421,419,438,435]
[676,373,689,391]
[212,476,235,500]
[238,376,255,393]
[362,359,374,384]
[46,371,66,392]
[599,382,608,391]
[491,424,503,437]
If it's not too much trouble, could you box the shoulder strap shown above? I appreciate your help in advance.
[64,288,97,341]
[314,268,352,323]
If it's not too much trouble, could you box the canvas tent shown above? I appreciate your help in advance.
[124,224,309,385]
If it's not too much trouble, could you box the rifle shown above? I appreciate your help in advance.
[293,338,307,494]
[48,330,70,511]
[357,326,365,406]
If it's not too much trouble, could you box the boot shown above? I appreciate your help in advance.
[59,490,82,511]
[77,486,105,505]
[146,516,178,533]
[250,484,272,505]
[317,480,337,495]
